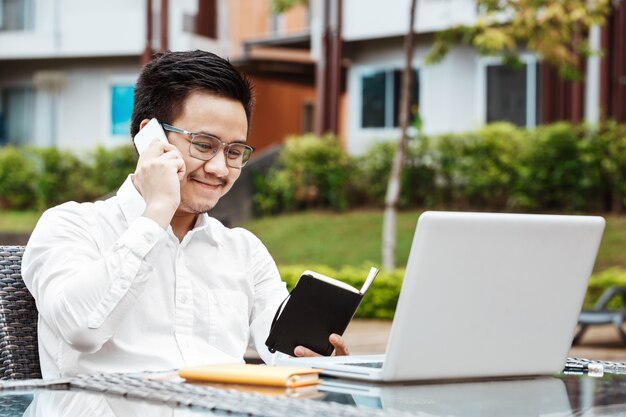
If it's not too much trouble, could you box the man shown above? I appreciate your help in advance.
[23,50,347,379]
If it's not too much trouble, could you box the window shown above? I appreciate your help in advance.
[111,85,134,136]
[301,101,314,133]
[0,87,35,146]
[361,69,419,128]
[0,0,34,31]
[485,61,537,127]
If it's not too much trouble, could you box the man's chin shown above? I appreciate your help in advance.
[178,200,217,215]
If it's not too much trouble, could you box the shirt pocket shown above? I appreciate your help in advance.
[206,289,250,358]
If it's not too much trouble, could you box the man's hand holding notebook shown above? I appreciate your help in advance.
[265,267,379,356]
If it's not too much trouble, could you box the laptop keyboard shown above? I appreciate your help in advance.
[344,361,384,369]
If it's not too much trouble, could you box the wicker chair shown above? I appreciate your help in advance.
[0,246,41,379]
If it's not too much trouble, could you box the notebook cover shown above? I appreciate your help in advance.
[265,274,363,356]
[179,364,321,388]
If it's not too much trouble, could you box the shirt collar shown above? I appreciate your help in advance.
[189,213,224,247]
[116,175,224,246]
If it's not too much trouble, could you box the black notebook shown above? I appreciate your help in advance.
[265,267,379,356]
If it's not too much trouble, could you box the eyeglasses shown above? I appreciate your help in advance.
[161,124,255,169]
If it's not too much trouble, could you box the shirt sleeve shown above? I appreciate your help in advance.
[244,231,289,364]
[22,202,167,354]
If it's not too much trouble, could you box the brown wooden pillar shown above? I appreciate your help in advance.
[142,0,154,64]
[196,0,217,39]
[539,63,585,124]
[314,0,342,136]
[160,0,169,51]
[599,1,626,122]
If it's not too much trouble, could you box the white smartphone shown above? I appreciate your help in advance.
[133,118,168,155]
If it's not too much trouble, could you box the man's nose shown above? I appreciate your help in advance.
[203,150,230,177]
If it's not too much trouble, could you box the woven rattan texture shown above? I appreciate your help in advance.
[0,246,41,380]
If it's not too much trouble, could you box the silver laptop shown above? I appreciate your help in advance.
[278,211,605,382]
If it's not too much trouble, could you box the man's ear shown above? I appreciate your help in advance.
[139,119,151,131]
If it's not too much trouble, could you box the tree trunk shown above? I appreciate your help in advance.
[382,0,417,270]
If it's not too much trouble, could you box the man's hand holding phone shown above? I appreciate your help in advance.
[132,119,185,230]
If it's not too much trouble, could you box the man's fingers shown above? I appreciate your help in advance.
[330,333,349,356]
[293,334,350,357]
[293,346,318,357]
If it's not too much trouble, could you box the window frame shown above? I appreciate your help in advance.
[356,65,421,131]
[107,74,138,140]
[477,54,538,128]
[0,84,35,146]
[0,0,34,32]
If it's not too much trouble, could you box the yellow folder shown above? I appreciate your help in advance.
[179,364,322,388]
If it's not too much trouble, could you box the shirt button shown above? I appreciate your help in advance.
[180,295,189,304]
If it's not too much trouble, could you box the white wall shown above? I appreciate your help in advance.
[345,38,478,154]
[0,0,145,59]
[421,45,478,135]
[58,67,139,150]
[1,60,139,150]
[342,0,476,42]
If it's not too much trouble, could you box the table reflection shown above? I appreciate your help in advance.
[3,390,206,417]
[319,376,572,416]
[1,374,626,416]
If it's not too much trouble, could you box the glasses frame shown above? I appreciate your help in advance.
[161,123,255,169]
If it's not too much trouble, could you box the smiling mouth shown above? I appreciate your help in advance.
[191,178,224,188]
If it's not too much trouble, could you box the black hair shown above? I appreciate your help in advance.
[130,50,254,138]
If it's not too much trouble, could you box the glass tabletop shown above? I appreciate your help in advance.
[2,373,626,417]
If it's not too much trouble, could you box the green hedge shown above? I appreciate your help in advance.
[4,121,626,214]
[254,134,351,214]
[255,121,626,214]
[0,145,137,210]
[278,265,626,319]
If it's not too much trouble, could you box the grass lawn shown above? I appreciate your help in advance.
[244,210,421,269]
[244,210,626,272]
[3,208,626,273]
[0,210,42,233]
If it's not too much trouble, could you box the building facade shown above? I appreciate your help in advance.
[0,0,624,156]
[0,0,313,153]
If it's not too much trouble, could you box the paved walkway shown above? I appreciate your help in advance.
[343,319,626,361]
[247,320,626,362]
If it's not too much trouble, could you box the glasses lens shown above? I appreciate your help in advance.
[190,135,220,159]
[225,144,252,168]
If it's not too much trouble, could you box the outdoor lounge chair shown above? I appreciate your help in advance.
[0,246,41,379]
[573,286,626,345]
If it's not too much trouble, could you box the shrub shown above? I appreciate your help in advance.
[589,121,626,213]
[351,142,396,206]
[0,144,137,210]
[255,134,351,214]
[91,145,138,194]
[0,146,39,209]
[30,147,100,206]
[348,139,436,208]
[461,123,525,208]
[513,123,592,211]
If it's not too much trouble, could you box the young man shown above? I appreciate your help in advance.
[23,50,347,378]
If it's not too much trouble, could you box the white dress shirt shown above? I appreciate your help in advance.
[22,176,288,378]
